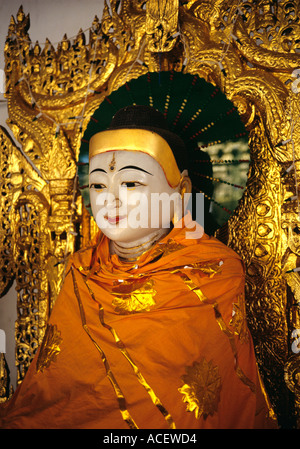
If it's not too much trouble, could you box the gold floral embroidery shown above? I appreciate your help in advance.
[178,358,222,419]
[74,267,175,429]
[36,324,62,373]
[213,303,256,393]
[188,260,223,277]
[168,260,222,303]
[178,273,208,302]
[151,238,186,259]
[229,292,249,343]
[112,278,157,314]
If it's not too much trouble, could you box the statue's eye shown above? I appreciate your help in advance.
[122,181,142,189]
[90,183,105,190]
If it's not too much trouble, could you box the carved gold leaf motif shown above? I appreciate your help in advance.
[178,358,222,419]
[146,0,179,52]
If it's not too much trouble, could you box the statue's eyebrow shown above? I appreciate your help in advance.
[118,165,153,175]
[90,168,107,174]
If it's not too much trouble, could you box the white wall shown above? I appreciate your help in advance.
[0,0,105,390]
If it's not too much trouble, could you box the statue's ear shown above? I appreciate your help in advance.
[180,170,192,196]
[177,171,192,220]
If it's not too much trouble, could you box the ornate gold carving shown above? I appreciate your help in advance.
[0,354,13,404]
[178,358,222,419]
[36,324,62,374]
[146,0,179,52]
[0,0,299,427]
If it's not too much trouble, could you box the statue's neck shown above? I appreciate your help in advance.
[110,228,170,261]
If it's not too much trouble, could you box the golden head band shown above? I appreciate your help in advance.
[89,128,181,187]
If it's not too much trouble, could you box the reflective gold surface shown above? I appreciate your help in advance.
[36,324,62,374]
[0,0,300,427]
[89,128,181,187]
[230,292,249,344]
[146,0,179,52]
[112,278,157,314]
[0,354,13,403]
[178,358,222,420]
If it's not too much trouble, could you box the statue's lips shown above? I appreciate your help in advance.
[104,215,126,224]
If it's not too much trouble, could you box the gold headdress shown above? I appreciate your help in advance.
[89,104,185,188]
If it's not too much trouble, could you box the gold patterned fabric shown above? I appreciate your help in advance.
[111,278,157,314]
[36,324,62,374]
[178,358,222,419]
[0,213,277,429]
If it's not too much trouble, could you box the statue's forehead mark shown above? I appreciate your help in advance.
[109,153,116,171]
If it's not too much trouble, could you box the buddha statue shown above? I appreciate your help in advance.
[0,106,277,429]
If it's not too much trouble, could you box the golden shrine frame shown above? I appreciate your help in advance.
[0,0,300,428]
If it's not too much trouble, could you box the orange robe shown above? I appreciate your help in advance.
[0,214,277,429]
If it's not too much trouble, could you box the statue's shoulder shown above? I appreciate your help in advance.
[67,239,99,271]
[196,232,240,258]
[195,233,244,274]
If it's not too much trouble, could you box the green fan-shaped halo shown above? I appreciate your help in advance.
[78,71,249,233]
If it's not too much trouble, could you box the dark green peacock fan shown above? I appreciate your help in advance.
[78,71,249,235]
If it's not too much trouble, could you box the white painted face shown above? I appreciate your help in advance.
[89,150,184,243]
